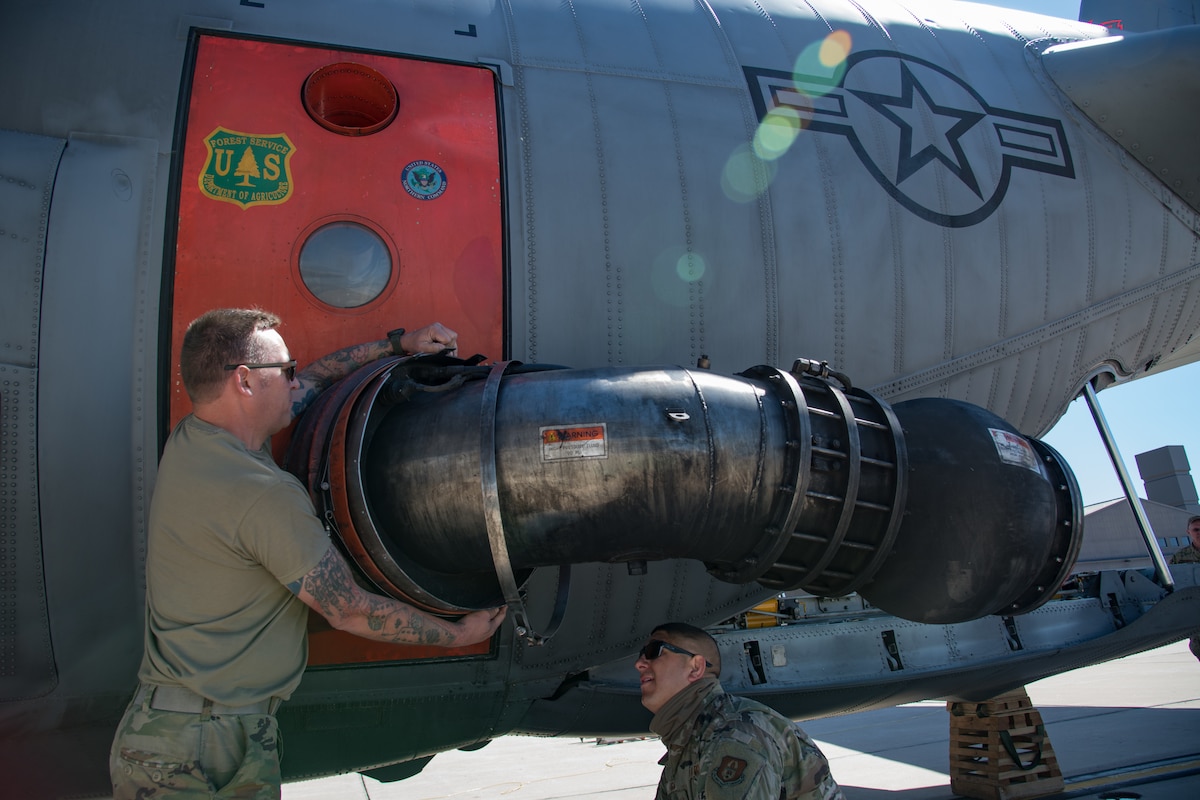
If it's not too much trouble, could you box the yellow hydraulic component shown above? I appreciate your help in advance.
[744,598,780,629]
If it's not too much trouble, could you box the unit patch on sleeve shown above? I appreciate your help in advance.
[199,127,296,209]
[712,755,748,785]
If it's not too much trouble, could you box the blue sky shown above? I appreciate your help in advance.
[1042,366,1200,507]
[991,0,1082,20]
[966,0,1200,507]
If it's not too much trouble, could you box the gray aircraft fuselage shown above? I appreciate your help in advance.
[1,1,1199,797]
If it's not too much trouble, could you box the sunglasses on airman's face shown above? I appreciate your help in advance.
[224,360,298,382]
[639,638,714,668]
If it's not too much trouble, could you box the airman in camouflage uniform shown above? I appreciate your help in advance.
[637,622,845,800]
[1169,516,1200,661]
[110,310,505,799]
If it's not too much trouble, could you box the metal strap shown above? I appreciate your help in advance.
[479,360,570,646]
[999,726,1045,771]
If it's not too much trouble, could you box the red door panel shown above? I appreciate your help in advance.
[169,35,504,664]
[172,35,503,425]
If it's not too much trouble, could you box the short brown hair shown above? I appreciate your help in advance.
[651,622,722,677]
[1189,516,1200,527]
[180,308,281,403]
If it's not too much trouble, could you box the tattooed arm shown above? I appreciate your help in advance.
[290,322,458,418]
[289,545,505,646]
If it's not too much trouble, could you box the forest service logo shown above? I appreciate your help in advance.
[198,128,296,209]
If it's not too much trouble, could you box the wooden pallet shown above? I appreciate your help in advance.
[947,688,1063,800]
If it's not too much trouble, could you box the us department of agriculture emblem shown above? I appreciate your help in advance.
[401,160,447,200]
[198,127,296,209]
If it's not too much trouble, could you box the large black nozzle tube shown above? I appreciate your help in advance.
[288,359,1082,624]
[361,365,815,598]
[857,399,1082,623]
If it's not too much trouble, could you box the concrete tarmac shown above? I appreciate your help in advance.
[283,640,1200,800]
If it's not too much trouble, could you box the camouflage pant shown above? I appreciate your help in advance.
[110,691,282,799]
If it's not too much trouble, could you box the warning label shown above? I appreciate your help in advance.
[541,424,608,461]
[989,428,1041,473]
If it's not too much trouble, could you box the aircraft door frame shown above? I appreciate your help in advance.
[165,31,507,666]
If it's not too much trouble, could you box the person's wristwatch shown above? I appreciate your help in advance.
[387,328,407,356]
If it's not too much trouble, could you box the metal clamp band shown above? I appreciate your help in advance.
[479,360,570,646]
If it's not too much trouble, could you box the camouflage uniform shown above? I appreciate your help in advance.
[110,689,281,799]
[1170,543,1200,565]
[1169,544,1200,660]
[652,681,845,800]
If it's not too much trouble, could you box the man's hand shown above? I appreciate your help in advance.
[453,606,507,646]
[291,321,460,418]
[400,323,458,355]
[292,546,506,647]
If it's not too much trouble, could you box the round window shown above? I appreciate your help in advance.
[297,221,393,308]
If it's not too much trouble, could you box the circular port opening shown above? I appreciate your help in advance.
[297,219,395,309]
[303,62,398,136]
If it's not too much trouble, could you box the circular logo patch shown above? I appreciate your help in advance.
[401,160,447,200]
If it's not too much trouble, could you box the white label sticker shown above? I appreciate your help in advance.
[540,423,608,461]
[771,644,788,667]
[989,428,1040,473]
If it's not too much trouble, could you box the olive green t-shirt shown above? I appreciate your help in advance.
[138,415,331,705]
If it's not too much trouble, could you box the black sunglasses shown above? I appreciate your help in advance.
[224,360,297,382]
[639,638,714,668]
